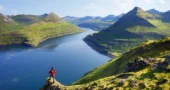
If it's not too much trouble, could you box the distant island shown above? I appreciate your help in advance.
[0,12,83,47]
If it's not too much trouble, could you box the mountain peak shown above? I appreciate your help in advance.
[126,7,154,19]
[150,8,156,10]
[44,12,65,23]
[108,7,155,30]
[147,8,161,14]
[48,12,56,16]
[131,7,145,14]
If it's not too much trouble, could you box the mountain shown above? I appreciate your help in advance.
[101,15,116,22]
[0,13,14,23]
[161,10,170,23]
[43,12,65,23]
[41,37,170,89]
[62,16,79,23]
[0,12,83,46]
[147,9,161,14]
[0,13,22,33]
[73,37,170,85]
[84,7,170,56]
[10,14,47,25]
[110,7,155,30]
[63,15,122,30]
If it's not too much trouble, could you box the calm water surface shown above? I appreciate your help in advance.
[0,28,111,90]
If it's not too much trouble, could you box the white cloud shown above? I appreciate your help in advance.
[159,0,166,4]
[145,0,166,4]
[0,5,4,11]
[145,0,154,3]
[85,3,97,9]
[115,0,133,8]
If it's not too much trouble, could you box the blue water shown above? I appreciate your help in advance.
[0,28,111,90]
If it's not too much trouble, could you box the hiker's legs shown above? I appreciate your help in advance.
[53,76,55,83]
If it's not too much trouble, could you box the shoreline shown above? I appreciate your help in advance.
[83,37,115,58]
[0,30,84,48]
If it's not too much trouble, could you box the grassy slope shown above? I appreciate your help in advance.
[0,22,23,33]
[84,8,170,56]
[10,14,46,25]
[0,12,83,46]
[66,64,170,90]
[0,15,23,33]
[21,22,83,46]
[0,22,83,46]
[73,37,170,84]
[41,37,170,90]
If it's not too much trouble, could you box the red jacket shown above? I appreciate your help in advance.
[49,69,56,77]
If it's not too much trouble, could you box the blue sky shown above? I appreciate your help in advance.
[0,0,169,17]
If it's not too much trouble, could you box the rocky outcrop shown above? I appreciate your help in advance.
[40,77,64,90]
[156,55,170,71]
[124,57,161,72]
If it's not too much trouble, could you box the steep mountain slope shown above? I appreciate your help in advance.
[40,37,170,90]
[84,7,170,56]
[10,14,47,25]
[74,37,170,85]
[161,10,170,23]
[0,13,22,33]
[0,12,83,46]
[147,9,162,14]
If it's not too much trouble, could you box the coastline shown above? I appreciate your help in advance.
[0,30,84,47]
[83,37,115,58]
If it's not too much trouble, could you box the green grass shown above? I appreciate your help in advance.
[73,37,170,85]
[84,7,170,56]
[21,22,83,46]
[0,22,83,46]
[10,14,45,25]
[43,56,170,90]
[0,12,83,47]
[0,22,23,33]
[85,19,170,56]
[65,65,170,90]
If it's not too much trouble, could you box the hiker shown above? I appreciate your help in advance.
[49,67,56,83]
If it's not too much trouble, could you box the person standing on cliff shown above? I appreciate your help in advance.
[49,67,56,83]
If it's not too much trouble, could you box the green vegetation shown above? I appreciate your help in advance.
[10,14,46,25]
[0,12,83,47]
[41,37,170,90]
[0,13,23,33]
[74,37,170,84]
[84,7,170,56]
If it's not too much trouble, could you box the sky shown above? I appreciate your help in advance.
[0,0,170,17]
